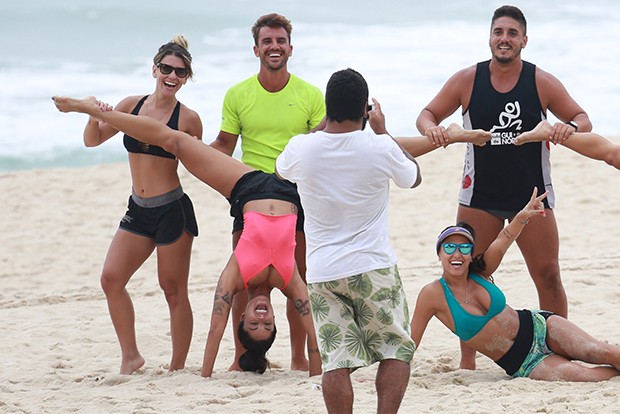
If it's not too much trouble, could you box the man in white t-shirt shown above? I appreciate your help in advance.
[276,68,421,414]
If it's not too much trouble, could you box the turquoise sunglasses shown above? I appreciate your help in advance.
[442,243,473,255]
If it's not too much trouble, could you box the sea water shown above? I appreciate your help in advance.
[2,0,619,171]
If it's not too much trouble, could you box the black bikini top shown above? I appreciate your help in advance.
[123,95,179,159]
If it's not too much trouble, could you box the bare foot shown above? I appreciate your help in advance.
[51,95,99,115]
[291,357,310,372]
[514,120,553,145]
[446,123,491,146]
[120,355,145,375]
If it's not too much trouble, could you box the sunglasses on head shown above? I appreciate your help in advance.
[156,63,189,78]
[442,243,474,255]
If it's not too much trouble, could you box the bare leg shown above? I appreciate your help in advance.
[515,121,620,169]
[376,359,410,414]
[546,316,620,371]
[156,232,194,371]
[530,354,620,381]
[101,230,153,374]
[562,133,620,169]
[456,205,505,369]
[322,369,353,414]
[515,209,567,317]
[395,124,490,157]
[394,135,440,157]
[52,96,253,198]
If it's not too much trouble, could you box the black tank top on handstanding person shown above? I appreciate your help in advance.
[459,60,554,211]
[123,95,179,159]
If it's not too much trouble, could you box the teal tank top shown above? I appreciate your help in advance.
[439,273,506,341]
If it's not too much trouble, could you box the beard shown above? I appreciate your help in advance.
[492,44,521,64]
[494,55,513,64]
[261,55,289,72]
[493,49,521,64]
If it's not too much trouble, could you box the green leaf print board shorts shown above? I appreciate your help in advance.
[308,265,416,372]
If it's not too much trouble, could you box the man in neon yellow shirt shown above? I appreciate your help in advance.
[210,13,325,372]
[217,73,324,174]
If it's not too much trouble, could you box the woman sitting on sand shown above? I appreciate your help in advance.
[52,95,322,377]
[410,188,620,381]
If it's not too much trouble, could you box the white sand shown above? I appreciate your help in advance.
[2,142,620,413]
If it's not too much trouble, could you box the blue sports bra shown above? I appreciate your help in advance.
[439,273,506,341]
[123,95,179,159]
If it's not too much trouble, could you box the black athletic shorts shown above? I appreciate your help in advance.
[119,186,198,245]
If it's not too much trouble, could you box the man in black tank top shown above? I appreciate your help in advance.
[415,5,592,370]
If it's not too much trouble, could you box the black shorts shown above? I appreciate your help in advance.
[494,309,554,375]
[228,170,304,234]
[119,186,198,245]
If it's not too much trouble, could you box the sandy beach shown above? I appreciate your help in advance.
[2,141,620,413]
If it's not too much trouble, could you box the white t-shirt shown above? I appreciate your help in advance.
[276,129,419,283]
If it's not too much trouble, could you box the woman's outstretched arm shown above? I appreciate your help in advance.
[282,271,322,377]
[52,96,252,198]
[409,284,438,350]
[481,188,547,276]
[201,258,241,378]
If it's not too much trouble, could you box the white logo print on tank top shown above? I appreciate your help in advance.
[490,101,522,145]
